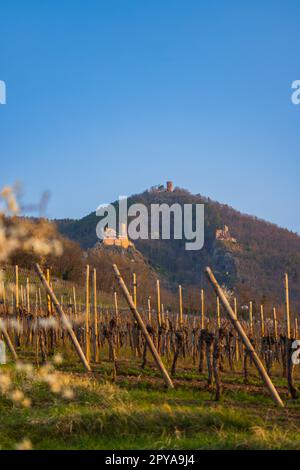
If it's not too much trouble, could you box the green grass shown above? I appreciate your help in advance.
[1,355,300,450]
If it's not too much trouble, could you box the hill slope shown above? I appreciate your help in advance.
[55,187,300,308]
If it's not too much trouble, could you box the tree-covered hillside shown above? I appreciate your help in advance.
[55,187,300,309]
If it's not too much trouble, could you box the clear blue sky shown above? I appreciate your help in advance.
[1,1,299,231]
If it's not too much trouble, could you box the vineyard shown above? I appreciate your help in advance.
[1,262,300,450]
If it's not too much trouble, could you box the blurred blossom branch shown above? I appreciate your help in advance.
[0,184,63,265]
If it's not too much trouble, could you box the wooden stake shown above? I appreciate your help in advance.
[234,298,237,317]
[73,286,77,316]
[217,296,221,328]
[15,265,19,309]
[35,263,91,372]
[147,296,152,324]
[113,264,173,389]
[35,291,39,366]
[0,322,18,361]
[114,291,119,319]
[205,266,284,408]
[249,301,253,336]
[201,289,205,329]
[85,265,90,363]
[133,273,137,308]
[260,305,265,337]
[26,278,30,312]
[156,280,161,327]
[234,297,239,362]
[295,317,298,339]
[93,268,99,362]
[2,281,6,311]
[285,273,291,339]
[273,307,278,340]
[46,269,50,315]
[178,285,183,326]
[20,285,24,307]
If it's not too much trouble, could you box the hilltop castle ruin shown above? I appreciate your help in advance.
[103,223,133,249]
[215,225,237,243]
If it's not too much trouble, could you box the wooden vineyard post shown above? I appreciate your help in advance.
[26,277,30,312]
[15,265,19,309]
[85,265,91,364]
[114,291,119,320]
[201,289,205,329]
[205,267,284,408]
[147,296,152,324]
[273,307,278,340]
[217,296,221,328]
[35,291,39,366]
[113,264,174,389]
[38,288,42,311]
[1,269,18,361]
[295,318,298,339]
[249,301,253,336]
[93,268,99,362]
[285,273,291,339]
[46,269,52,316]
[73,286,77,317]
[133,273,137,308]
[178,285,183,326]
[234,298,239,362]
[0,322,18,361]
[15,265,21,347]
[20,285,24,307]
[161,304,165,323]
[156,280,161,327]
[260,305,265,337]
[46,268,55,353]
[2,281,6,311]
[35,264,91,372]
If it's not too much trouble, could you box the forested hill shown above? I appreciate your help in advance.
[55,187,300,308]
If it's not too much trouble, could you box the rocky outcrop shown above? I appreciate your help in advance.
[211,240,239,290]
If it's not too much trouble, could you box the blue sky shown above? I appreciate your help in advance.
[1,0,299,231]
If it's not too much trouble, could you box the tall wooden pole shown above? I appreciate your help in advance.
[35,291,39,366]
[133,273,137,308]
[273,307,278,340]
[26,277,30,312]
[15,265,19,309]
[285,273,291,339]
[93,268,99,362]
[234,297,239,362]
[35,264,91,372]
[113,264,173,389]
[46,268,53,316]
[201,288,205,329]
[85,265,91,363]
[249,301,253,336]
[0,322,18,361]
[156,280,161,327]
[295,317,298,339]
[20,285,24,307]
[161,303,165,323]
[147,296,152,324]
[2,281,6,311]
[260,304,265,337]
[114,291,119,319]
[73,286,77,317]
[217,296,221,328]
[178,285,183,326]
[205,267,284,408]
